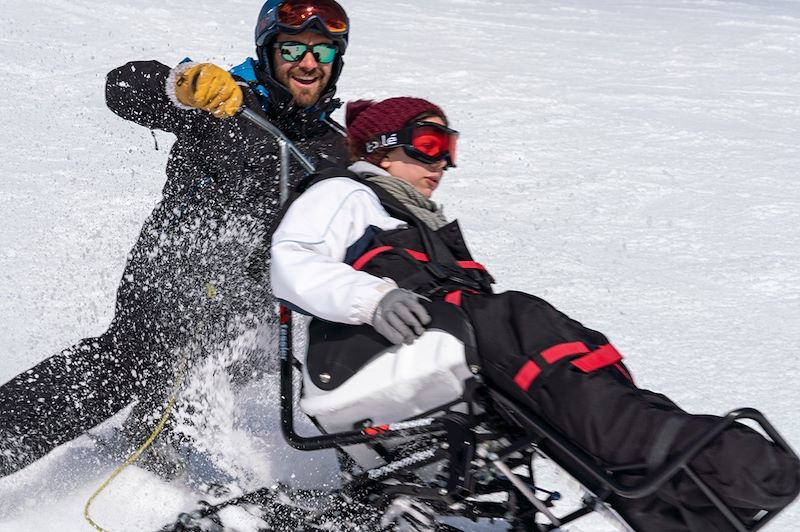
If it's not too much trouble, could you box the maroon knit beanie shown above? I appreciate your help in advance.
[346,97,446,163]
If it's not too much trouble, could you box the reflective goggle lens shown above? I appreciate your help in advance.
[412,128,448,157]
[275,42,338,63]
[410,124,458,166]
[277,0,348,34]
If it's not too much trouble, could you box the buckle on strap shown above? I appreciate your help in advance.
[425,263,483,291]
[424,262,449,280]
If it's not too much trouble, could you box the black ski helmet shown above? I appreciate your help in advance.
[254,0,349,90]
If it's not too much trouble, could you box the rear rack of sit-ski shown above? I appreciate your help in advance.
[486,393,799,531]
[246,106,799,532]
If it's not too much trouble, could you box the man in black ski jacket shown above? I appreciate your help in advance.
[0,0,349,478]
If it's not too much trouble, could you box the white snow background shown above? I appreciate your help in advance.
[1,0,799,530]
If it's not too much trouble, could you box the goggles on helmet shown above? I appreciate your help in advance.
[274,41,339,64]
[366,122,459,168]
[256,0,349,47]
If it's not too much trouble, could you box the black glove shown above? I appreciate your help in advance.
[372,289,431,345]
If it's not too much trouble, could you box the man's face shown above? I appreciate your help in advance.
[272,30,335,108]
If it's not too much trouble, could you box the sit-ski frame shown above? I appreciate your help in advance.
[278,321,798,532]
[243,107,799,532]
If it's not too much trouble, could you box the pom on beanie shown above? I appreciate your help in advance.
[345,99,374,130]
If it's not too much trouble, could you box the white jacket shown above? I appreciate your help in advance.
[270,162,405,325]
[273,165,474,448]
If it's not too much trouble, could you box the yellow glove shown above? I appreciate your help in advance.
[175,63,243,118]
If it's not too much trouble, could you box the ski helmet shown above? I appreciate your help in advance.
[254,0,349,83]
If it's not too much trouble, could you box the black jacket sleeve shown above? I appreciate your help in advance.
[106,60,196,133]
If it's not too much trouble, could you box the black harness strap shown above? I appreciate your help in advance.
[360,181,462,270]
[353,178,494,296]
[274,167,492,298]
[280,167,461,271]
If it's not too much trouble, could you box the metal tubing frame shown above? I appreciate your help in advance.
[493,392,798,500]
[240,107,316,175]
[491,391,799,531]
[491,456,562,527]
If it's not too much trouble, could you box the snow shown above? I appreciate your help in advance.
[1,0,799,530]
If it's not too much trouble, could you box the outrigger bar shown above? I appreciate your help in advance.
[239,106,448,451]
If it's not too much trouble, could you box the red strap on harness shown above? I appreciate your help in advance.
[352,246,393,271]
[455,260,486,270]
[401,249,488,271]
[351,246,488,272]
[404,249,429,262]
[514,342,624,392]
[572,344,623,373]
[514,360,541,392]
[541,342,589,364]
[444,290,463,306]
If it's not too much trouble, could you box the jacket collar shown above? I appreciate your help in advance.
[230,58,342,140]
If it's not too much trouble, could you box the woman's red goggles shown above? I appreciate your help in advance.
[409,123,458,167]
[366,122,459,168]
[277,0,349,35]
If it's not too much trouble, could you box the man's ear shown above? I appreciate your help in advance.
[379,159,392,169]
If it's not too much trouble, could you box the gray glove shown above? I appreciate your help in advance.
[372,289,431,345]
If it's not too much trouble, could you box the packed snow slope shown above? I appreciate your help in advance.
[1,0,799,530]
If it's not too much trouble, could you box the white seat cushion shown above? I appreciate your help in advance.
[300,329,472,433]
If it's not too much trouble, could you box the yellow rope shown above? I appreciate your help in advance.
[83,354,189,532]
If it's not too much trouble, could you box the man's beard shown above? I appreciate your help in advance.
[279,65,329,108]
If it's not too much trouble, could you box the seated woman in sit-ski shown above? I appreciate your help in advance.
[270,96,799,531]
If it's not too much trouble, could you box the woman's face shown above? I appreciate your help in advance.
[380,116,448,199]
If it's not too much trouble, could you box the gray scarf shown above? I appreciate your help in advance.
[364,173,449,230]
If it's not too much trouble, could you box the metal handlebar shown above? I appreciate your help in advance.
[237,105,326,449]
[239,107,317,203]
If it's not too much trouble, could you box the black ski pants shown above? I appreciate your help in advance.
[0,311,177,477]
[461,291,800,532]
[0,185,278,478]
[0,203,217,477]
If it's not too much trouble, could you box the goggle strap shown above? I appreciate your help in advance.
[277,16,338,36]
[365,132,402,153]
[365,122,458,153]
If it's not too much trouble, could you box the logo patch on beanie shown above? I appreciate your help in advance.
[366,133,399,153]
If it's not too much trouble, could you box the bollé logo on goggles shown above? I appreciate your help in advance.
[365,133,398,153]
